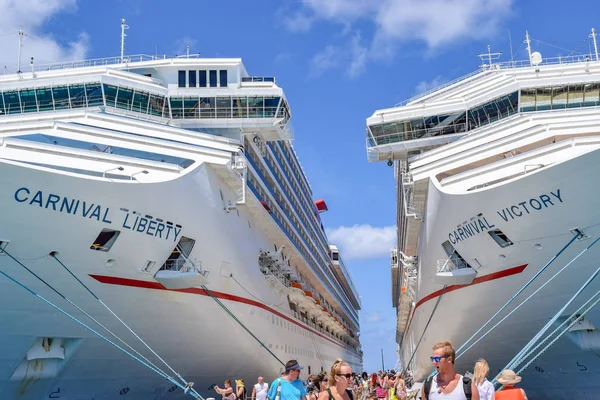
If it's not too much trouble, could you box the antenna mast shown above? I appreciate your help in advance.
[17,25,24,73]
[120,19,129,63]
[591,28,599,62]
[525,30,532,65]
[477,45,502,70]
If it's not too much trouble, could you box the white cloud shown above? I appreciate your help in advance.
[0,0,89,71]
[285,0,514,76]
[310,45,340,76]
[415,75,445,94]
[364,311,384,323]
[283,12,315,33]
[327,224,396,260]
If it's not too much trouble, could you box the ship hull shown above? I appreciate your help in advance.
[401,147,600,399]
[0,160,359,400]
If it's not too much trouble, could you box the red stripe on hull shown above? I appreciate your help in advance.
[89,274,351,351]
[403,264,528,337]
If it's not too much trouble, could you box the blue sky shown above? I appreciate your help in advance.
[2,0,600,373]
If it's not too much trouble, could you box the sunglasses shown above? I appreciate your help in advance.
[337,373,353,379]
[430,355,449,363]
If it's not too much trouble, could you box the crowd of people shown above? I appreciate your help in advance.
[213,341,527,400]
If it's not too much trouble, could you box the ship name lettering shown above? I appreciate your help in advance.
[14,187,112,223]
[448,217,495,244]
[496,189,563,222]
[121,212,181,242]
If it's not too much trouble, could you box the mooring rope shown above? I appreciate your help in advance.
[50,253,202,398]
[0,252,202,398]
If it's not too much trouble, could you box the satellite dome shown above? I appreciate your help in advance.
[530,51,543,66]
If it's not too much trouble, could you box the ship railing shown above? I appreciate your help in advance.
[394,53,598,108]
[161,257,209,278]
[437,254,469,273]
[241,76,277,84]
[26,54,201,73]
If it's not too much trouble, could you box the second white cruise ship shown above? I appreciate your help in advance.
[367,30,600,399]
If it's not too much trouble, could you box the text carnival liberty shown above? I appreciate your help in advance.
[13,187,182,242]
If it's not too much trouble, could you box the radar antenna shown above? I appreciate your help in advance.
[477,44,502,70]
[591,28,599,62]
[120,18,129,63]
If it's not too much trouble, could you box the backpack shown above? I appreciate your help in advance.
[421,376,471,400]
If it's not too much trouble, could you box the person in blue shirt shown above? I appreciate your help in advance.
[267,360,308,400]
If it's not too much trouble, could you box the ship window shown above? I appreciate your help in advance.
[199,70,207,87]
[520,88,536,112]
[568,85,584,108]
[332,252,339,261]
[488,229,514,248]
[90,229,121,252]
[209,70,217,87]
[178,70,186,88]
[552,86,568,109]
[32,88,51,111]
[219,70,228,87]
[216,97,232,118]
[148,94,166,117]
[441,240,471,270]
[69,84,87,108]
[20,89,37,112]
[86,84,104,107]
[188,70,197,87]
[536,87,552,110]
[584,83,600,106]
[102,84,117,108]
[132,91,150,113]
[116,87,134,110]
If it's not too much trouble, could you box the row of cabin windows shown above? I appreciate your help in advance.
[264,150,332,272]
[178,70,228,88]
[264,149,329,264]
[247,156,356,320]
[270,143,329,253]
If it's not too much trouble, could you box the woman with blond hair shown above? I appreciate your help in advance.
[318,359,354,400]
[473,359,494,400]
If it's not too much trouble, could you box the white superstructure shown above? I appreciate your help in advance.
[0,43,362,398]
[367,30,600,399]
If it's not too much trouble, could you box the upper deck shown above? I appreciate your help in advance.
[0,54,292,142]
[366,52,600,163]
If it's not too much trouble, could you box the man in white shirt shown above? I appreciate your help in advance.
[252,376,269,400]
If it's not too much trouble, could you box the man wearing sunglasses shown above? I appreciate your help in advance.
[267,360,308,400]
[421,341,479,400]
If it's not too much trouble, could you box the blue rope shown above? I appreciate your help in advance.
[457,233,597,360]
[0,264,201,398]
[455,232,581,359]
[50,254,202,399]
[497,262,600,382]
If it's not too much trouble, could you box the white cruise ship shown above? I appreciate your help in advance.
[367,31,600,399]
[0,31,362,399]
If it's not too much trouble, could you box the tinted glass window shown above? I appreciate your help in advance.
[219,70,228,87]
[178,70,186,88]
[86,84,104,107]
[69,84,87,108]
[188,70,197,87]
[148,94,165,117]
[199,70,207,87]
[102,85,117,108]
[20,90,37,112]
[209,70,217,87]
[36,88,54,111]
[132,91,150,113]
[116,87,134,110]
